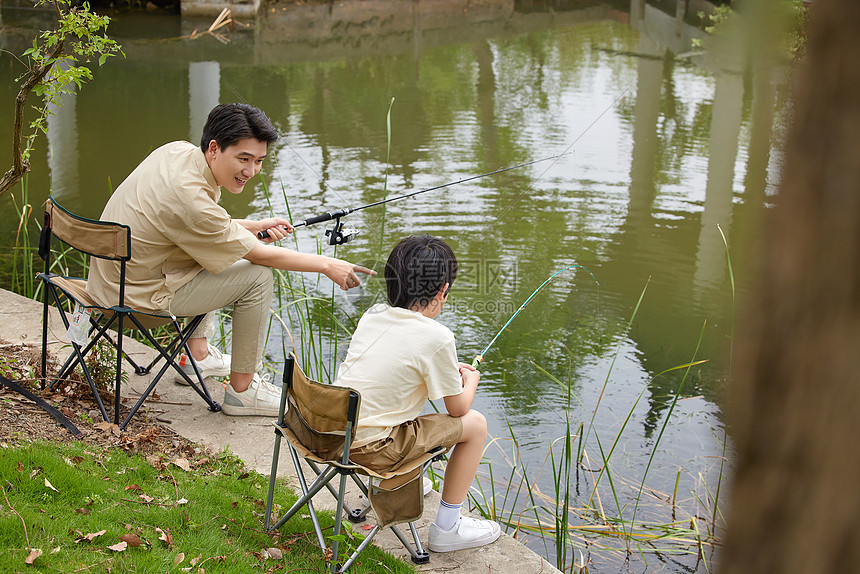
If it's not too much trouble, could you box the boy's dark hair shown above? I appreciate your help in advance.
[200,103,278,152]
[385,235,458,309]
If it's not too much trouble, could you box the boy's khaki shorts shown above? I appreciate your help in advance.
[349,413,463,474]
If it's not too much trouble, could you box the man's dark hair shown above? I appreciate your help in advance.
[385,235,458,309]
[200,103,278,152]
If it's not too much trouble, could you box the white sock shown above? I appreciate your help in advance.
[434,500,462,532]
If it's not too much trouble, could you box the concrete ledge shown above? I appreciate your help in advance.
[0,287,560,573]
[181,0,261,19]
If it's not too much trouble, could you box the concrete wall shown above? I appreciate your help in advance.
[181,0,262,19]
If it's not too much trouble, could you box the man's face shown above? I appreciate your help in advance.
[206,137,267,194]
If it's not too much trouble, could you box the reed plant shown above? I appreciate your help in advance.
[456,279,724,572]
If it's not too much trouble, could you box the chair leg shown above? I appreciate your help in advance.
[138,315,204,375]
[264,430,282,531]
[41,287,50,389]
[114,314,124,424]
[119,315,221,430]
[270,465,340,531]
[340,524,380,572]
[329,472,350,571]
[390,523,431,565]
[69,341,110,422]
[286,446,327,550]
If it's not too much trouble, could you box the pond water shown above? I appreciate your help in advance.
[0,0,787,571]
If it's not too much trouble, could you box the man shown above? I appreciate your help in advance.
[87,103,374,416]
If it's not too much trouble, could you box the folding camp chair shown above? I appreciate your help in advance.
[264,355,448,572]
[38,196,221,430]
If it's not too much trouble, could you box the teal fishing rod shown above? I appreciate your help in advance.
[471,263,599,368]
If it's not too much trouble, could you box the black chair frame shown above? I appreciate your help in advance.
[38,197,221,430]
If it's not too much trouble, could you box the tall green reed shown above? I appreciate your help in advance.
[258,177,359,383]
[460,278,723,572]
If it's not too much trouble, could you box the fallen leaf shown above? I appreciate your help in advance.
[120,533,142,547]
[139,494,154,503]
[237,472,250,480]
[94,421,121,436]
[156,527,173,547]
[172,458,191,472]
[16,461,23,472]
[360,524,374,531]
[24,548,42,564]
[125,484,142,491]
[44,478,59,492]
[107,541,128,552]
[190,554,201,566]
[74,507,91,515]
[174,552,186,565]
[176,498,188,506]
[267,547,283,559]
[76,530,107,544]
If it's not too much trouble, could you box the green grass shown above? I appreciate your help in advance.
[0,440,415,573]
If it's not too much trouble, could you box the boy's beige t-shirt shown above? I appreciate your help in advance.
[335,304,464,447]
[86,141,258,313]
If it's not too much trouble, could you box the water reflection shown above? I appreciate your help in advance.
[0,1,787,569]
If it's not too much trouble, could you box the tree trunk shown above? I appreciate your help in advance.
[719,1,860,573]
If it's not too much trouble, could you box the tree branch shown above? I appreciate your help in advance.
[0,38,65,198]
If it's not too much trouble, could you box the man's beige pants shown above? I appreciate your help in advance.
[168,260,273,374]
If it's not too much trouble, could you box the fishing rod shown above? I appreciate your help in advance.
[257,152,569,244]
[471,263,599,369]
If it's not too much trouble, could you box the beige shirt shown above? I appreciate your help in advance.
[87,141,258,313]
[334,304,464,446]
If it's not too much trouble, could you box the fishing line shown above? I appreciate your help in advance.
[225,79,630,247]
[481,87,631,233]
[471,263,600,368]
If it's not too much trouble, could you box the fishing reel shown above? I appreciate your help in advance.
[324,218,359,245]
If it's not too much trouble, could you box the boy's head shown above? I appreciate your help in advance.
[385,235,458,310]
[200,103,278,153]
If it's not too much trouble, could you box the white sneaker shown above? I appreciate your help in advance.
[423,476,434,496]
[428,516,501,552]
[174,345,230,385]
[221,373,282,417]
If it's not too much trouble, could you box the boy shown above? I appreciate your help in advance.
[334,235,501,552]
[87,103,373,416]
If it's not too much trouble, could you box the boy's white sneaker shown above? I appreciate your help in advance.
[423,476,433,496]
[174,345,230,385]
[428,516,501,552]
[221,374,281,416]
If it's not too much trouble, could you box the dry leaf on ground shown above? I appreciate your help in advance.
[75,529,107,543]
[24,548,42,564]
[120,533,143,547]
[156,527,173,547]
